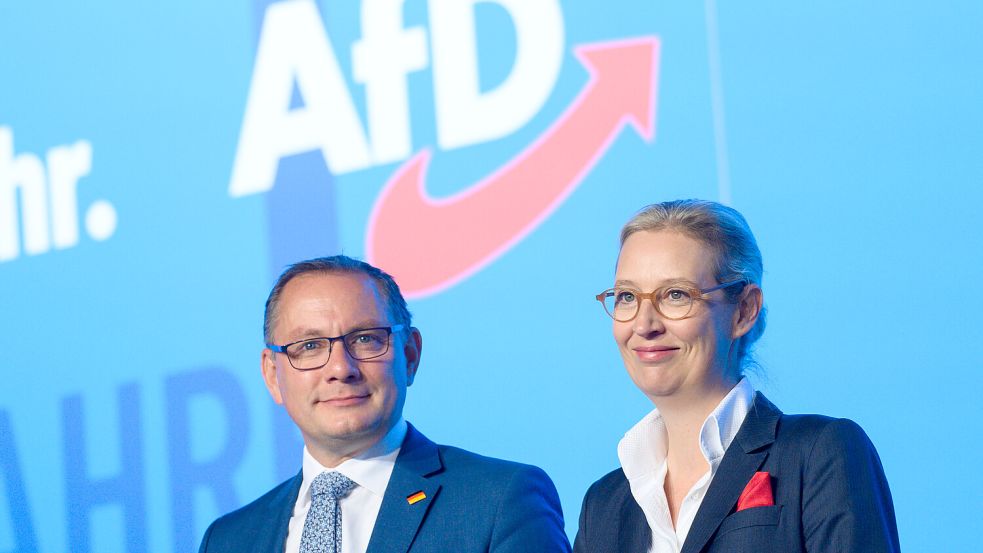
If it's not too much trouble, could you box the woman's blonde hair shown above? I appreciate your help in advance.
[620,199,766,373]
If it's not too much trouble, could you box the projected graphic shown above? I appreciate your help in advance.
[2,1,980,552]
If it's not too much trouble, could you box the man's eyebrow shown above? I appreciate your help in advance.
[281,328,326,341]
[278,319,391,342]
[347,321,389,332]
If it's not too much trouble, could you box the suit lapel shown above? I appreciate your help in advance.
[617,482,652,553]
[366,424,443,553]
[265,471,303,552]
[680,393,781,553]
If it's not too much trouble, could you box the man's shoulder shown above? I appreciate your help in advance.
[435,442,548,478]
[199,473,301,551]
[402,432,563,511]
[402,424,555,486]
[422,441,561,504]
[401,436,570,552]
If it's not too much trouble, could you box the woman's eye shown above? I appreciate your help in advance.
[615,290,637,304]
[664,288,692,303]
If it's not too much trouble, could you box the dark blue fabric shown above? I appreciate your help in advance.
[573,393,900,553]
[198,424,571,553]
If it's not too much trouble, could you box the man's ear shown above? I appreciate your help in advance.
[403,327,423,386]
[262,348,284,404]
[732,284,763,339]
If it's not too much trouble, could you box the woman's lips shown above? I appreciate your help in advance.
[632,346,678,362]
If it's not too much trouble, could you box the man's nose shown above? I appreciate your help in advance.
[321,341,361,381]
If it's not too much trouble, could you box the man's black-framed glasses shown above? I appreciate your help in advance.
[267,324,405,370]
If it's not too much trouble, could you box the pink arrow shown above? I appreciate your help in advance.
[366,37,661,298]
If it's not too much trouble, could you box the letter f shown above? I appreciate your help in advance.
[352,0,429,164]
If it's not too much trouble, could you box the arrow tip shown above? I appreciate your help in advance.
[575,37,661,140]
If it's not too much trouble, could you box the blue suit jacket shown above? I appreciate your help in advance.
[198,424,571,552]
[573,393,900,553]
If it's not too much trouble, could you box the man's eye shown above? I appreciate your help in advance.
[287,339,328,357]
[351,332,385,346]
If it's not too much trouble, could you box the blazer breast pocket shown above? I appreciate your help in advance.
[706,505,783,553]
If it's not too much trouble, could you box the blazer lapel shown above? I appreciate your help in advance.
[366,424,443,553]
[263,471,303,552]
[680,393,781,553]
[617,482,652,553]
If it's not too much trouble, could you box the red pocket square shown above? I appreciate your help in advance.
[737,471,773,511]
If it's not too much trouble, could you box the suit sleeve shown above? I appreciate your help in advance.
[801,418,900,553]
[488,464,572,553]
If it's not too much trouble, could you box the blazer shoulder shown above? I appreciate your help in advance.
[421,444,570,552]
[776,413,878,454]
[214,473,299,525]
[579,467,633,517]
[773,415,899,552]
[435,443,521,466]
[436,443,552,480]
[584,467,629,497]
[199,473,301,552]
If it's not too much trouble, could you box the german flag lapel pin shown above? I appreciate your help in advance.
[406,491,427,505]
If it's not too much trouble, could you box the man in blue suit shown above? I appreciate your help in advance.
[198,256,570,553]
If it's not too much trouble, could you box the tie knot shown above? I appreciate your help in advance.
[311,471,356,500]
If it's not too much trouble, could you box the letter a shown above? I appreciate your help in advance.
[229,0,371,197]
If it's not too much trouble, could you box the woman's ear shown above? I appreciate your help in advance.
[732,284,763,339]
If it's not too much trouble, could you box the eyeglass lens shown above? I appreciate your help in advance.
[285,328,392,369]
[603,288,695,321]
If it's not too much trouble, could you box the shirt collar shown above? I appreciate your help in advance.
[299,418,407,502]
[618,378,754,482]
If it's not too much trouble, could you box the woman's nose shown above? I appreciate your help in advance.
[632,297,666,336]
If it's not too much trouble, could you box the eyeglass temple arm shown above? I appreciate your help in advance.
[701,278,749,294]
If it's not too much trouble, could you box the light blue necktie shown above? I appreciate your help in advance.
[300,471,357,553]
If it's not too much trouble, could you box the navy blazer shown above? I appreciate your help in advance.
[199,424,571,552]
[573,393,900,553]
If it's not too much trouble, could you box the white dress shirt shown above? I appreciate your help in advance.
[284,419,408,553]
[618,379,754,553]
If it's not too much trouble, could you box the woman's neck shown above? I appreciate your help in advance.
[655,376,739,457]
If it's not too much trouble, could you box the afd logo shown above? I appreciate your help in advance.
[0,127,116,263]
[232,0,660,297]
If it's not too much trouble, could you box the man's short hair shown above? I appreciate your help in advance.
[263,255,412,344]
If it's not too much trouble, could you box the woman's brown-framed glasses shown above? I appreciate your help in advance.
[596,280,747,322]
[266,324,405,370]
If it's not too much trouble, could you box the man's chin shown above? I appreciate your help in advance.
[321,418,390,447]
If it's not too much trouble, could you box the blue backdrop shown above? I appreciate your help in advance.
[2,1,981,552]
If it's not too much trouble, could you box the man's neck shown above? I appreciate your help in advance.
[305,419,408,468]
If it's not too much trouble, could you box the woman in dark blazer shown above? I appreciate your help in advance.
[574,200,899,553]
